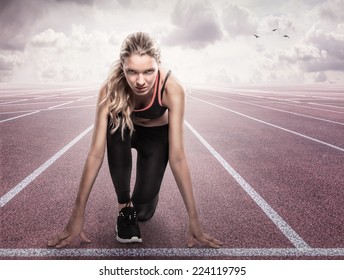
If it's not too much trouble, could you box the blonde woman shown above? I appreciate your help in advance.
[48,32,223,248]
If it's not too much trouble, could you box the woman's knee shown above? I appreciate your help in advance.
[133,195,159,222]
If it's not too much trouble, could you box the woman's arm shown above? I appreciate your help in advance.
[48,85,109,248]
[73,86,109,214]
[164,76,223,248]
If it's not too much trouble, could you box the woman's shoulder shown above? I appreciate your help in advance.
[159,69,185,110]
[96,83,110,113]
[99,83,108,99]
[160,68,184,97]
[97,83,111,107]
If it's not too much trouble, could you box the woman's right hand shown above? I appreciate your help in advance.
[47,214,91,248]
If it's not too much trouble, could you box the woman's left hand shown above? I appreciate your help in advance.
[187,217,224,248]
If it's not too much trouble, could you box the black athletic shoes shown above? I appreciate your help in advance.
[116,204,142,243]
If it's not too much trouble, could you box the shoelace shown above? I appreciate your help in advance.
[119,203,137,225]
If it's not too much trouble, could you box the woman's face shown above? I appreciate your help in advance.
[123,54,159,96]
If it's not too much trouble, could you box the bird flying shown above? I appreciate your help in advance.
[253,34,260,38]
[272,28,278,31]
[283,35,290,38]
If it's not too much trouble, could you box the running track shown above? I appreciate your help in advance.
[1,83,343,259]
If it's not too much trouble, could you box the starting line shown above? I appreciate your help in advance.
[1,248,344,258]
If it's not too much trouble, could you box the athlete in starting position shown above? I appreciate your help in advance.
[48,32,223,248]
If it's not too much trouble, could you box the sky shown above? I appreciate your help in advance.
[0,0,344,86]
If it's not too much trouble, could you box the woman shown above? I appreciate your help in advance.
[48,32,222,248]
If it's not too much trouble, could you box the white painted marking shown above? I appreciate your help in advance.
[307,102,344,109]
[0,95,96,123]
[50,104,94,110]
[184,120,309,248]
[33,94,61,100]
[0,99,28,105]
[0,109,39,115]
[0,125,94,207]
[193,91,344,126]
[191,85,344,100]
[48,100,75,109]
[0,104,95,115]
[0,87,97,98]
[0,111,41,123]
[3,247,344,257]
[188,95,344,152]
[48,95,95,109]
[194,86,344,114]
[0,101,66,106]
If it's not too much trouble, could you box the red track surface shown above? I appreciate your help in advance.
[1,84,343,259]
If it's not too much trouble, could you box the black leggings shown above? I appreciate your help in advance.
[106,123,169,221]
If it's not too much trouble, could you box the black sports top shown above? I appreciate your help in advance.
[132,70,171,120]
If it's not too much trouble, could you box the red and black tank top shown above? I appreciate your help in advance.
[132,70,171,120]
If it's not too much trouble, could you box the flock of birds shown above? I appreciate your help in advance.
[254,28,289,38]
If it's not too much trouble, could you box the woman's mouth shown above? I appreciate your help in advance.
[135,87,147,92]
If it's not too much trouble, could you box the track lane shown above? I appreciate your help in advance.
[0,102,96,197]
[1,84,344,259]
[189,91,344,150]
[184,96,344,248]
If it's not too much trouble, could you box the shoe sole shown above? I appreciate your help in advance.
[115,226,142,244]
[116,236,142,243]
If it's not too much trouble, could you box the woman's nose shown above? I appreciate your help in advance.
[136,74,145,86]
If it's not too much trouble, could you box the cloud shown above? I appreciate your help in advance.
[278,44,327,70]
[1,0,343,84]
[31,29,69,49]
[317,0,344,22]
[276,23,344,72]
[314,71,327,82]
[15,25,117,83]
[162,0,223,49]
[0,0,45,50]
[30,25,111,52]
[0,52,23,82]
[221,3,258,38]
[258,14,295,34]
[55,0,95,4]
[306,24,344,62]
[0,0,109,51]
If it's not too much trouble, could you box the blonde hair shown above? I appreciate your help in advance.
[101,32,161,138]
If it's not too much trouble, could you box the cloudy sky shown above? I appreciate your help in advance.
[1,0,343,85]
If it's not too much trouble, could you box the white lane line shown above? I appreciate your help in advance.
[188,95,344,152]
[0,111,41,123]
[308,102,344,109]
[0,99,28,105]
[193,91,344,126]
[34,96,87,100]
[2,248,344,257]
[0,125,94,208]
[234,88,344,101]
[0,109,40,115]
[48,96,96,109]
[33,94,61,100]
[0,97,96,123]
[270,100,344,114]
[48,100,75,109]
[0,104,94,115]
[48,104,94,110]
[192,87,303,104]
[184,120,309,249]
[0,87,97,98]
[194,85,344,100]
[0,101,66,106]
[194,87,344,114]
